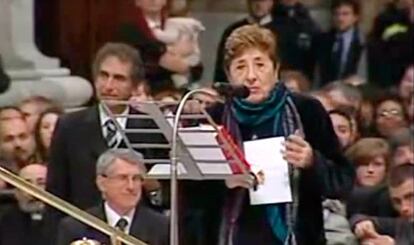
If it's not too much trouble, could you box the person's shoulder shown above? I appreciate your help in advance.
[60,206,100,229]
[59,106,97,126]
[289,92,324,112]
[59,213,86,231]
[139,205,168,227]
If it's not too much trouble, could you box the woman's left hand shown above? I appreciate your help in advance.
[282,130,314,169]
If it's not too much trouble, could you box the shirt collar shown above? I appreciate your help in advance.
[338,27,355,38]
[104,202,135,233]
[98,103,129,128]
[145,16,162,30]
[247,14,273,26]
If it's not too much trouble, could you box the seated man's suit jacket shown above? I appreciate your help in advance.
[57,203,169,245]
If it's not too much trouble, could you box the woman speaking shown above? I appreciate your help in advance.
[202,25,354,245]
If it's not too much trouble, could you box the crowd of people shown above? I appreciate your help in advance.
[0,0,413,245]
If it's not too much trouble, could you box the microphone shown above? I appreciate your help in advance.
[213,82,250,99]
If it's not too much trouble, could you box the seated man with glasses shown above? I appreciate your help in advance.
[56,149,169,245]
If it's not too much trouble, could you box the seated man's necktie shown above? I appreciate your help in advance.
[115,218,128,233]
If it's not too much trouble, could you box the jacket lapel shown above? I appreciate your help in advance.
[343,29,363,76]
[129,203,150,243]
[84,105,108,158]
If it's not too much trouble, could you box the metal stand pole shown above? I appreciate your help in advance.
[170,89,209,245]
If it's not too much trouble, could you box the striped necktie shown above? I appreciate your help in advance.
[104,119,118,148]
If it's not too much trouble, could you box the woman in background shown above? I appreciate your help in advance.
[34,108,63,163]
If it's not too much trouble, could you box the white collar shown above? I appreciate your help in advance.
[104,202,135,233]
[145,16,162,30]
[247,14,273,26]
[98,103,129,129]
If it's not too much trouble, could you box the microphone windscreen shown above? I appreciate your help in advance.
[213,82,250,99]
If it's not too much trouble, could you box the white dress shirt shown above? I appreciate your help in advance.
[99,104,129,146]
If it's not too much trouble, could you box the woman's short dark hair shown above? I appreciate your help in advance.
[224,25,279,72]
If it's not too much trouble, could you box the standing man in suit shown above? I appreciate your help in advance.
[57,148,169,245]
[46,43,166,244]
[315,0,365,86]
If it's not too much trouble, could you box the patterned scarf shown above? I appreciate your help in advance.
[218,83,303,245]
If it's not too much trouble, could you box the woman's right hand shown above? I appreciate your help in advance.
[225,173,255,189]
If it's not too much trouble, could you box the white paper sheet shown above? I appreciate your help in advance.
[179,125,227,161]
[244,137,292,205]
[147,163,187,175]
[148,125,232,176]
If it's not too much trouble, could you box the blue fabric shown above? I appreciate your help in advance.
[231,83,289,243]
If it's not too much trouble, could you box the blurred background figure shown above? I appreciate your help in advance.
[19,96,57,134]
[342,75,366,87]
[0,107,24,121]
[117,0,203,96]
[354,83,381,137]
[308,90,336,112]
[0,116,37,171]
[192,86,219,110]
[214,0,276,83]
[345,138,397,219]
[329,108,355,150]
[130,81,153,103]
[0,163,48,245]
[271,0,320,79]
[321,81,362,115]
[314,0,365,86]
[0,56,10,94]
[373,93,408,138]
[34,108,63,163]
[388,128,414,166]
[280,69,311,93]
[345,137,390,188]
[350,164,414,245]
[368,0,414,88]
[398,65,414,120]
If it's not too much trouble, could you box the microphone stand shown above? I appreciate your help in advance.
[170,89,212,245]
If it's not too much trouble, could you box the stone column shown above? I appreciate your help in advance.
[0,0,93,107]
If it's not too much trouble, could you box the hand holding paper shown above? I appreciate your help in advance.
[244,137,292,205]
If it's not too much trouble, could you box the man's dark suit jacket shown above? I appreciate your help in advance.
[0,204,47,245]
[315,28,364,86]
[45,104,168,244]
[57,203,169,245]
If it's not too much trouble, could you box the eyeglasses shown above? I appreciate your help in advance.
[378,109,403,118]
[101,174,144,184]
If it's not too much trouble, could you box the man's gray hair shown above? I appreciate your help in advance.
[96,148,146,176]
